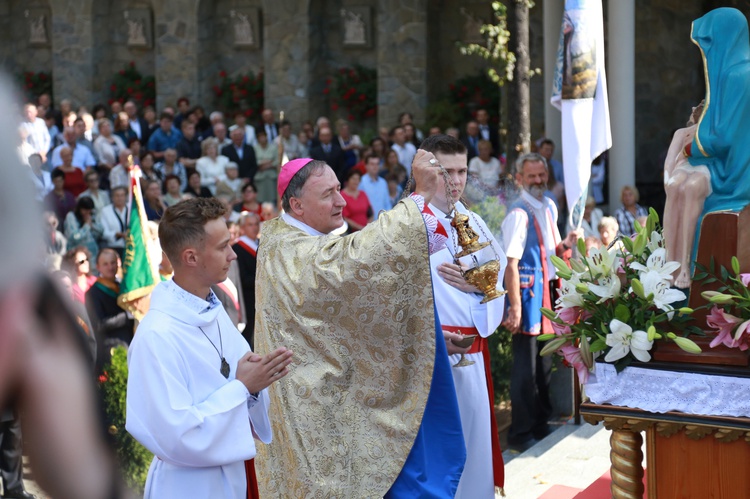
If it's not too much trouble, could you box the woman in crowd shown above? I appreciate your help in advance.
[114,111,136,145]
[253,128,279,204]
[127,137,142,165]
[93,118,125,171]
[614,185,648,237]
[598,216,620,249]
[143,179,166,221]
[183,170,213,198]
[468,139,503,190]
[340,170,372,232]
[57,147,87,197]
[369,137,387,168]
[163,174,186,207]
[384,149,408,186]
[45,168,77,226]
[337,119,363,170]
[61,246,97,304]
[64,196,103,257]
[139,151,162,187]
[215,162,243,200]
[581,196,604,239]
[196,137,229,195]
[232,182,261,217]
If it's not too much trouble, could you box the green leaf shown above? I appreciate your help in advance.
[614,304,631,323]
[590,338,607,352]
[732,256,741,276]
[720,265,729,282]
[613,355,633,373]
[693,272,708,281]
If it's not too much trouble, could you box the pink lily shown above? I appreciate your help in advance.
[560,344,590,383]
[706,306,745,350]
[740,273,750,287]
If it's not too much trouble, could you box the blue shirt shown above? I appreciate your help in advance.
[51,143,97,171]
[358,174,392,219]
[148,128,183,153]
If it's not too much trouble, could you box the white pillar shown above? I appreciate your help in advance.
[607,0,636,209]
[543,0,564,157]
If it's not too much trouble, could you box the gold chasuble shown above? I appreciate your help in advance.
[255,198,437,497]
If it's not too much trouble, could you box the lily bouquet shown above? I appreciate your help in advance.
[696,257,750,351]
[538,209,702,382]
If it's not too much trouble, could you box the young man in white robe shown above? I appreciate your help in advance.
[126,197,293,499]
[425,134,508,497]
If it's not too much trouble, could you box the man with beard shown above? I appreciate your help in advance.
[501,153,580,452]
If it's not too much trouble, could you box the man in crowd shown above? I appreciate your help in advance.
[77,170,110,215]
[222,127,258,182]
[20,103,50,162]
[176,120,201,170]
[358,152,391,219]
[232,212,260,348]
[124,100,152,145]
[126,197,293,498]
[309,126,346,183]
[390,125,416,176]
[98,186,129,260]
[154,148,188,193]
[213,122,231,148]
[147,113,182,161]
[231,111,257,147]
[462,120,481,161]
[255,156,465,497]
[476,108,500,156]
[260,108,278,142]
[424,134,507,497]
[501,152,580,451]
[51,127,97,171]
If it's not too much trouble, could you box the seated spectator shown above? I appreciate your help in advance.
[581,196,604,239]
[109,149,133,190]
[341,170,372,232]
[99,186,129,260]
[176,120,201,170]
[336,119,364,169]
[215,162,243,200]
[598,216,620,249]
[45,168,77,226]
[64,196,104,257]
[163,175,186,207]
[585,236,603,255]
[93,118,125,183]
[230,111,257,147]
[154,148,187,193]
[358,153,392,219]
[196,137,229,195]
[232,182,261,216]
[85,248,135,349]
[51,126,97,171]
[139,151,162,188]
[78,169,110,215]
[143,179,166,221]
[44,211,67,270]
[468,140,503,190]
[127,137,142,165]
[614,185,648,237]
[147,112,182,160]
[260,201,278,222]
[276,120,305,161]
[114,111,136,145]
[57,146,87,197]
[368,137,387,168]
[213,122,231,148]
[222,126,258,182]
[28,152,52,200]
[183,170,212,198]
[383,149,408,186]
[61,245,97,304]
[252,128,279,204]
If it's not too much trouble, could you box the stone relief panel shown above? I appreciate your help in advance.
[25,8,51,47]
[124,8,152,48]
[230,8,260,48]
[340,6,370,48]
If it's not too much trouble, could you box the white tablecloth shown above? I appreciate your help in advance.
[585,363,750,418]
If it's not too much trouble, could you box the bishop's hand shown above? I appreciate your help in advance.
[236,347,294,394]
[412,149,440,205]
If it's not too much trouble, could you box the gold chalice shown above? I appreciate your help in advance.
[451,333,478,368]
[464,260,507,304]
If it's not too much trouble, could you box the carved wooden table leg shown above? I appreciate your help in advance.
[610,429,645,498]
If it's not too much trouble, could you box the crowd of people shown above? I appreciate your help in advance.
[8,88,655,499]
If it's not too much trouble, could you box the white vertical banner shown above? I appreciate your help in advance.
[550,0,612,230]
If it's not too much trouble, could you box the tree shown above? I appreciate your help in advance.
[459,1,536,169]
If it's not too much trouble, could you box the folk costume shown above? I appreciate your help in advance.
[429,200,507,497]
[126,280,271,499]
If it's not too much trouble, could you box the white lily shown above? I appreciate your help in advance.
[588,245,617,278]
[588,271,621,304]
[640,270,687,316]
[630,248,680,279]
[646,230,664,253]
[604,319,654,362]
[557,272,585,309]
